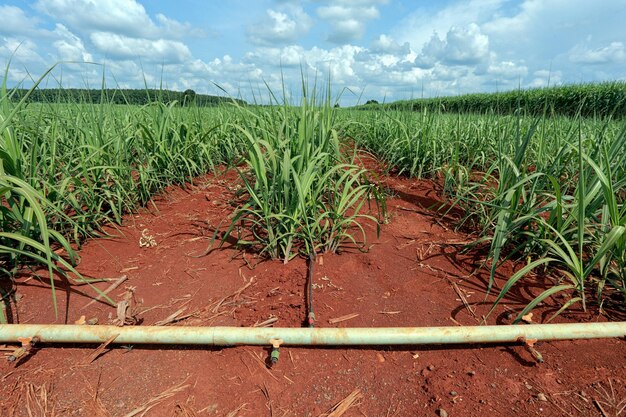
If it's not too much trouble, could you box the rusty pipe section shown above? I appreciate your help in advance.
[0,322,624,346]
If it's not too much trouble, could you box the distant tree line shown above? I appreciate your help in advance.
[10,88,247,107]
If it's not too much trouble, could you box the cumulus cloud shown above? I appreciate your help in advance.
[483,0,626,62]
[415,23,489,68]
[53,24,93,62]
[442,24,489,65]
[0,38,45,65]
[2,0,625,105]
[370,34,410,55]
[244,45,306,67]
[36,0,155,38]
[353,54,425,89]
[90,32,191,63]
[394,0,503,51]
[386,0,625,99]
[309,45,364,83]
[247,6,313,46]
[35,0,198,39]
[316,0,387,43]
[353,35,414,76]
[0,5,43,36]
[244,44,365,87]
[485,59,528,79]
[569,42,625,65]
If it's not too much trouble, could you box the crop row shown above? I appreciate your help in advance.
[1,77,248,320]
[343,108,626,321]
[374,82,626,119]
[1,78,383,320]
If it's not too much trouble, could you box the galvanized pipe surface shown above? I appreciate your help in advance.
[0,322,624,346]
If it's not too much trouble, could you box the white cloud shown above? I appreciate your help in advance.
[483,0,626,62]
[388,0,625,98]
[443,24,489,66]
[247,6,313,46]
[394,0,504,52]
[0,5,42,36]
[370,34,410,55]
[416,23,489,68]
[53,24,93,62]
[243,44,366,89]
[354,56,426,88]
[354,35,415,76]
[0,38,45,65]
[569,42,625,65]
[2,0,625,105]
[309,45,363,84]
[90,32,191,63]
[36,0,155,38]
[35,0,199,39]
[244,45,306,67]
[250,44,364,87]
[486,59,528,79]
[169,55,265,95]
[317,0,387,43]
[4,67,31,83]
[529,69,563,88]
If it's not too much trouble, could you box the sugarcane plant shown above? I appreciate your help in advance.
[222,78,385,262]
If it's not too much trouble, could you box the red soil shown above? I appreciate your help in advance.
[1,167,624,416]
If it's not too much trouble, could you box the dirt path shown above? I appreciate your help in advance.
[1,168,624,416]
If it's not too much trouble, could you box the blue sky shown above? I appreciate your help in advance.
[1,0,625,105]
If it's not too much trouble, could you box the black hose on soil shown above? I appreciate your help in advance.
[306,252,316,328]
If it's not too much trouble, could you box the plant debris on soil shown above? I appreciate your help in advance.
[1,166,625,416]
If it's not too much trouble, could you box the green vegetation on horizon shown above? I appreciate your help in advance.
[10,87,247,107]
[361,82,626,119]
